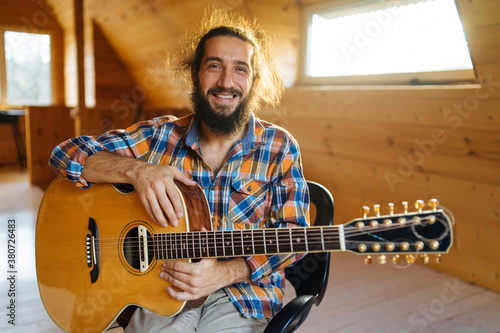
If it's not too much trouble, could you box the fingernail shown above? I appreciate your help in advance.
[160,272,165,279]
[172,220,178,227]
[162,223,168,228]
[177,211,183,218]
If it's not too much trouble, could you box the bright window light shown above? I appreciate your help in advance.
[3,31,52,105]
[303,0,475,85]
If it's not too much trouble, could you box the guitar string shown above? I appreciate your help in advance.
[89,216,446,258]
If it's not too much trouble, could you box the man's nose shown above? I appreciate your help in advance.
[218,68,234,89]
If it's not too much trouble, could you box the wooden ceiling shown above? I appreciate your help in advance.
[80,0,302,109]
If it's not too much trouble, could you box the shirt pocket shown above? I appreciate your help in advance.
[228,178,270,228]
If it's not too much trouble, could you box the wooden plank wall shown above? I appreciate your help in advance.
[266,0,500,292]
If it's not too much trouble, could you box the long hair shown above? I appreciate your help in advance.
[167,7,284,110]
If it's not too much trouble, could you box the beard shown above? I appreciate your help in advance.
[191,83,254,137]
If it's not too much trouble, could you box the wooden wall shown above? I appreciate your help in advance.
[272,0,500,292]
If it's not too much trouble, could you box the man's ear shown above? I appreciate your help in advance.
[253,76,260,89]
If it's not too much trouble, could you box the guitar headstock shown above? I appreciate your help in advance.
[344,199,453,265]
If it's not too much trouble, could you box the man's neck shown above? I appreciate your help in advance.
[198,121,249,173]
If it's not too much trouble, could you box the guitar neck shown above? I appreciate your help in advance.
[153,226,345,260]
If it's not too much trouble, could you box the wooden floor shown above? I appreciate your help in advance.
[1,168,499,333]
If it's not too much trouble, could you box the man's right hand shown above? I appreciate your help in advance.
[131,163,197,227]
[82,151,197,227]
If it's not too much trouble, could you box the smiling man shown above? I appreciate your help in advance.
[49,10,310,333]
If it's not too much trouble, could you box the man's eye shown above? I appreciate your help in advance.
[208,64,221,70]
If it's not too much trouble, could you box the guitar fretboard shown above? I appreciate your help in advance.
[153,226,343,260]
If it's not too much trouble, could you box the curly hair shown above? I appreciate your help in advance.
[168,7,284,110]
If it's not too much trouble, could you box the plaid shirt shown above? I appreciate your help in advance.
[49,113,310,319]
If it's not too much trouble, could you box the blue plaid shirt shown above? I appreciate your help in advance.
[49,113,310,318]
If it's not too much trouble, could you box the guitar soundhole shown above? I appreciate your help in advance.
[123,226,155,271]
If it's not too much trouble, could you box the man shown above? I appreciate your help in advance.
[50,13,309,333]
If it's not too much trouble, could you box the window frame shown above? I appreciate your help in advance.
[300,0,477,86]
[0,25,56,107]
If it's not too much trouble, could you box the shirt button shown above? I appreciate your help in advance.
[247,186,252,192]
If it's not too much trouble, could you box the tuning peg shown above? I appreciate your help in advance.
[435,254,442,264]
[361,206,369,219]
[405,254,415,264]
[402,201,408,214]
[421,254,430,264]
[415,200,425,213]
[429,240,440,250]
[391,255,400,264]
[377,255,387,264]
[374,204,381,217]
[400,242,409,251]
[388,203,394,216]
[415,241,424,251]
[358,244,367,252]
[429,199,439,212]
[364,255,372,264]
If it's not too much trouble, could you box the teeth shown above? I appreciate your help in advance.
[217,94,233,99]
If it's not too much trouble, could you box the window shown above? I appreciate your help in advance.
[0,29,52,106]
[302,0,475,85]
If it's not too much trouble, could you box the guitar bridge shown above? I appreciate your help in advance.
[86,218,100,283]
[138,225,149,272]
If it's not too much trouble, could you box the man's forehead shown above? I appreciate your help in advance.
[202,36,254,63]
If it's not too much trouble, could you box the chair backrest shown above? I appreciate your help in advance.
[284,180,334,304]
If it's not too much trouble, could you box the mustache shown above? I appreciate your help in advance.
[207,87,243,97]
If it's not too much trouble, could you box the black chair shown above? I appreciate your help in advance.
[264,180,334,333]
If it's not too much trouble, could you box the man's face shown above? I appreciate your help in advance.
[192,36,256,136]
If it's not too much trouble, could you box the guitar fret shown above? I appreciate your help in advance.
[159,234,163,260]
[175,233,178,259]
[214,231,217,257]
[231,230,235,256]
[222,230,226,257]
[241,230,245,255]
[275,229,279,253]
[304,228,309,252]
[251,229,255,255]
[170,233,174,259]
[320,227,325,251]
[289,229,293,252]
[263,229,267,254]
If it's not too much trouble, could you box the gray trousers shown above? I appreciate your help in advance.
[124,289,269,333]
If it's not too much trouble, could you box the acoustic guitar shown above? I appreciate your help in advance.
[36,177,452,333]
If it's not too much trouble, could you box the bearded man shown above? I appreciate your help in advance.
[49,12,309,333]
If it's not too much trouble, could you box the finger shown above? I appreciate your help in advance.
[138,191,161,226]
[163,181,184,223]
[144,187,170,227]
[171,168,197,186]
[160,271,197,297]
[162,260,193,275]
[151,182,178,227]
[165,287,196,301]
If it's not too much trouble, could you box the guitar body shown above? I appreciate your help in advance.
[36,177,211,333]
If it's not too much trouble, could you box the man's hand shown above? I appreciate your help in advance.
[131,163,196,227]
[82,151,197,227]
[160,257,251,301]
